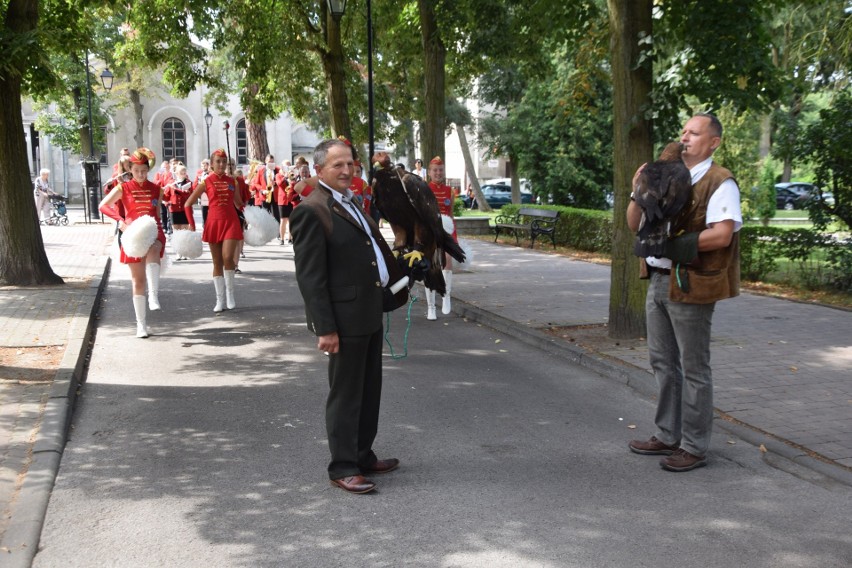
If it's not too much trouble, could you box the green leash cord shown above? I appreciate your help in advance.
[384,296,418,359]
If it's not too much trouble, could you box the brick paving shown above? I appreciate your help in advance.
[0,209,113,544]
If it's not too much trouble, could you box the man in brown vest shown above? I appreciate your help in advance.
[626,113,742,472]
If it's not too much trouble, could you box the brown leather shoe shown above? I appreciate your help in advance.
[660,448,707,472]
[629,436,679,455]
[363,458,400,475]
[330,475,376,494]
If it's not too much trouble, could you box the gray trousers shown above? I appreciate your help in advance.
[646,272,716,456]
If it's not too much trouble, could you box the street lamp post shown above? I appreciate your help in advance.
[223,120,231,164]
[82,52,115,223]
[205,107,213,158]
[327,0,375,184]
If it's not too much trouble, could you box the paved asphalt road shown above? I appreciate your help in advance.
[32,239,852,567]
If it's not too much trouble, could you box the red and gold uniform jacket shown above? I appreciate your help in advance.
[349,176,372,215]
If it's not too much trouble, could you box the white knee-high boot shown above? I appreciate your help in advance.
[213,276,225,312]
[146,263,161,311]
[132,295,149,338]
[425,288,437,320]
[441,270,453,315]
[224,269,236,310]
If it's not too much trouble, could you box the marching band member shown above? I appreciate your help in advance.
[154,159,174,235]
[98,148,165,338]
[165,164,194,234]
[231,161,250,273]
[186,149,244,312]
[426,156,458,320]
[250,154,280,222]
[276,160,299,244]
[193,159,211,227]
[349,160,373,217]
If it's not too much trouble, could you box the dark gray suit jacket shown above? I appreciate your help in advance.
[290,184,408,337]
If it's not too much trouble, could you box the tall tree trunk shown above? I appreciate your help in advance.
[607,0,652,339]
[246,117,269,162]
[323,12,351,140]
[419,0,446,164]
[455,123,491,212]
[758,113,771,159]
[781,93,803,183]
[129,86,144,147]
[403,119,416,166]
[508,155,521,204]
[0,0,62,285]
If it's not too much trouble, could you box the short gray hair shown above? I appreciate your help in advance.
[39,168,50,175]
[313,139,351,167]
[694,112,723,138]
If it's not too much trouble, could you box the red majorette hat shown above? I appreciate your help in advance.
[130,147,155,168]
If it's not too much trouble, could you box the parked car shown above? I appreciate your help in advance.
[462,183,534,209]
[483,178,532,193]
[775,182,834,210]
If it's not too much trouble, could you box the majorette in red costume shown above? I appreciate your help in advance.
[201,161,244,243]
[100,149,166,264]
[97,147,165,338]
[425,155,457,321]
[349,160,372,215]
[185,148,244,313]
[427,156,457,240]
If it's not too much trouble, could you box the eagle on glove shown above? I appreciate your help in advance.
[633,142,693,258]
[371,152,465,296]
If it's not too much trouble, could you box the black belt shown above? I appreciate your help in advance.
[648,266,671,276]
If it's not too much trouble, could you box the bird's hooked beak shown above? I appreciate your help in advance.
[372,152,393,171]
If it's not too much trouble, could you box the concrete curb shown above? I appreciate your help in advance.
[452,296,852,489]
[0,258,111,568]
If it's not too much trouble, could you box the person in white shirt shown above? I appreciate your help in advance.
[626,113,742,473]
[411,158,426,179]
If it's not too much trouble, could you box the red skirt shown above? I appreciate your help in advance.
[202,215,243,243]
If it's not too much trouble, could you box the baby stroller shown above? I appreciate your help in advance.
[45,195,69,226]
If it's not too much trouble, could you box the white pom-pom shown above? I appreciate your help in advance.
[122,215,158,258]
[242,205,279,246]
[171,230,203,259]
[456,239,475,271]
[441,214,455,235]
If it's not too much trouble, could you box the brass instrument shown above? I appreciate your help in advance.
[265,165,274,204]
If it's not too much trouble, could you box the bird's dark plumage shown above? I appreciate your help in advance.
[371,152,465,296]
[633,142,693,257]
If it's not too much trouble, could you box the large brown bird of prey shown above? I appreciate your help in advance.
[633,142,693,258]
[371,152,465,296]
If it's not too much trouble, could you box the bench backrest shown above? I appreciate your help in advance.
[518,207,559,219]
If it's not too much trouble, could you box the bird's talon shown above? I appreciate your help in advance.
[402,250,424,267]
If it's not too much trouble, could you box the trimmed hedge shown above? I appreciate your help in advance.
[489,206,851,292]
[739,225,852,291]
[497,204,612,253]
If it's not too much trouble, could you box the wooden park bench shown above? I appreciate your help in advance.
[494,207,560,249]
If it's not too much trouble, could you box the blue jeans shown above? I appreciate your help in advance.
[646,272,716,456]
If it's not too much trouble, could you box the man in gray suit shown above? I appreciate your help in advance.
[290,139,408,494]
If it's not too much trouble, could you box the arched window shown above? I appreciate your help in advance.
[236,119,248,166]
[161,118,187,164]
